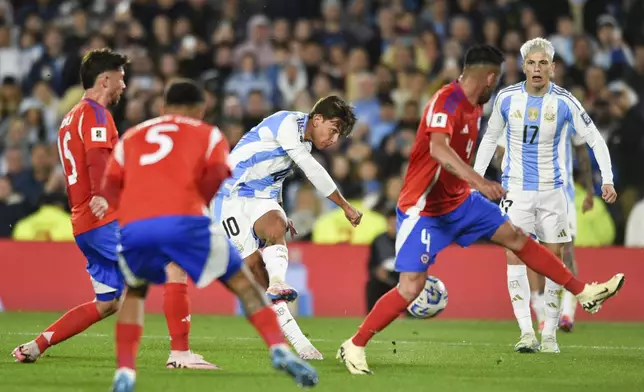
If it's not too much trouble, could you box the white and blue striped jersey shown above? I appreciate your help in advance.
[218,111,311,200]
[474,81,613,191]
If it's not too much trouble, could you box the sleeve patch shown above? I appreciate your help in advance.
[430,113,448,128]
[91,127,107,142]
[580,112,592,126]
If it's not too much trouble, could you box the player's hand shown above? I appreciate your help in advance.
[344,205,363,227]
[582,192,594,213]
[286,219,298,238]
[89,196,108,219]
[601,184,617,204]
[477,179,506,201]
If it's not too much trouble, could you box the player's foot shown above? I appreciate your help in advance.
[297,344,324,360]
[111,368,136,392]
[514,332,540,353]
[166,350,220,370]
[540,335,560,353]
[270,344,319,387]
[537,321,544,334]
[337,339,372,375]
[559,315,574,332]
[576,273,625,314]
[266,281,299,303]
[11,341,41,363]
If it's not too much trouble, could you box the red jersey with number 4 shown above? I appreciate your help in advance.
[57,98,119,235]
[398,81,483,217]
[101,115,230,227]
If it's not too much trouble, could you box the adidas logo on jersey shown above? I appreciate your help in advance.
[460,125,469,134]
[558,229,567,238]
[510,110,522,119]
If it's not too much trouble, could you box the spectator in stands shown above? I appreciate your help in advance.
[574,177,616,247]
[0,175,29,238]
[11,143,53,208]
[365,209,398,313]
[287,184,323,242]
[625,197,644,247]
[12,192,72,242]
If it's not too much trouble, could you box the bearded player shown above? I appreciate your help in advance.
[474,38,617,353]
[337,44,625,375]
[12,49,216,370]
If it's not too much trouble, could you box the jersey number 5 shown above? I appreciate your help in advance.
[140,124,179,166]
[57,130,78,185]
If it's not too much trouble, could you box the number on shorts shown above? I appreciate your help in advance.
[222,217,240,238]
[420,228,431,253]
[57,130,78,185]
[501,199,514,214]
[140,124,179,166]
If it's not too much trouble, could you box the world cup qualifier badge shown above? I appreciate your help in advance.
[420,253,430,264]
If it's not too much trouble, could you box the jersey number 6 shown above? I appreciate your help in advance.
[140,124,179,166]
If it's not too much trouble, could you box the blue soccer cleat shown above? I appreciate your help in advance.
[266,281,299,303]
[111,368,135,392]
[271,344,319,387]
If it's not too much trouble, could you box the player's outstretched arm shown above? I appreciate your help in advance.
[430,133,505,200]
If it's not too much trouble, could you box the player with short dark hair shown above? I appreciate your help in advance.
[94,79,318,392]
[12,51,217,371]
[337,44,625,375]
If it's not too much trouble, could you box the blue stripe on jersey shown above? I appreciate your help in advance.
[86,100,106,124]
[552,85,582,111]
[234,129,262,150]
[238,187,280,199]
[522,95,543,190]
[230,147,287,179]
[553,99,569,188]
[500,95,513,189]
[492,84,522,111]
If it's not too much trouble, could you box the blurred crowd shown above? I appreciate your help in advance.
[1,0,644,247]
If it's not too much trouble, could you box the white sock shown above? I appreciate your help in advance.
[272,301,310,351]
[507,264,534,335]
[542,278,563,337]
[530,291,545,324]
[263,245,288,283]
[562,290,577,320]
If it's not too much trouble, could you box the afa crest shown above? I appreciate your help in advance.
[544,112,555,122]
[527,107,539,121]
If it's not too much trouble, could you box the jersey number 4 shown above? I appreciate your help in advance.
[140,124,179,165]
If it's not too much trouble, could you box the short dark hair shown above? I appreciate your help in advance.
[309,95,357,137]
[463,44,504,68]
[164,78,205,106]
[80,48,129,89]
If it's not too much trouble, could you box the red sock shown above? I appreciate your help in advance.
[516,239,585,294]
[116,323,142,370]
[164,283,190,351]
[352,288,410,347]
[248,307,286,348]
[34,301,102,352]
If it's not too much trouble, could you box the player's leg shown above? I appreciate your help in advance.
[163,262,218,369]
[245,249,323,360]
[112,284,147,392]
[12,223,122,363]
[560,239,578,332]
[338,209,452,375]
[527,268,546,333]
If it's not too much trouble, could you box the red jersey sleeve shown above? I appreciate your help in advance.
[79,104,117,151]
[100,139,125,209]
[422,93,458,137]
[199,126,231,201]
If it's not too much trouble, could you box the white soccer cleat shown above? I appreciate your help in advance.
[297,344,324,360]
[266,281,299,303]
[337,339,372,375]
[576,273,625,314]
[514,332,540,353]
[111,367,136,392]
[540,335,560,353]
[166,351,220,370]
[11,340,41,363]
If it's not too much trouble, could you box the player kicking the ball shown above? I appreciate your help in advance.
[337,44,625,375]
[212,96,362,360]
[92,79,318,391]
[12,49,216,370]
[474,38,617,353]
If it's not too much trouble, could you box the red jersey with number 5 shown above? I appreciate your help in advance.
[398,81,483,217]
[101,115,230,226]
[57,98,119,235]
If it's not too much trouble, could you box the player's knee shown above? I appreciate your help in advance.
[165,262,188,283]
[255,212,287,246]
[398,272,426,302]
[95,298,120,318]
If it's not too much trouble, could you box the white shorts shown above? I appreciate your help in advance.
[567,199,577,238]
[212,195,286,258]
[500,187,571,244]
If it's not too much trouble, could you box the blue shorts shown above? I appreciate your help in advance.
[74,220,124,301]
[118,216,243,288]
[395,192,509,272]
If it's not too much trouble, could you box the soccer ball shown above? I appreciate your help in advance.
[406,276,448,319]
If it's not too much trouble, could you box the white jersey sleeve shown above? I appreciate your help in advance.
[474,91,508,176]
[276,114,337,197]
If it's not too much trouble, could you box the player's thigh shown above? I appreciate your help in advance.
[248,198,287,241]
[394,210,452,273]
[500,189,537,236]
[74,221,124,301]
[454,192,510,247]
[214,196,261,259]
[162,216,244,288]
[535,188,571,244]
[118,220,172,288]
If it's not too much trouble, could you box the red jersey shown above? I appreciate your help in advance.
[57,98,119,235]
[101,115,230,227]
[398,81,483,216]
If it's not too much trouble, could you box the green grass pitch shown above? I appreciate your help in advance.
[1,312,643,392]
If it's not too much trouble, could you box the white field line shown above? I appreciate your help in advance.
[3,331,644,351]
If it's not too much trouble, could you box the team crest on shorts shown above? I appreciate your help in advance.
[527,107,539,121]
[420,253,430,264]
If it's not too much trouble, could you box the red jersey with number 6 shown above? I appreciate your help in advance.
[57,98,119,235]
[101,115,230,227]
[398,81,483,217]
